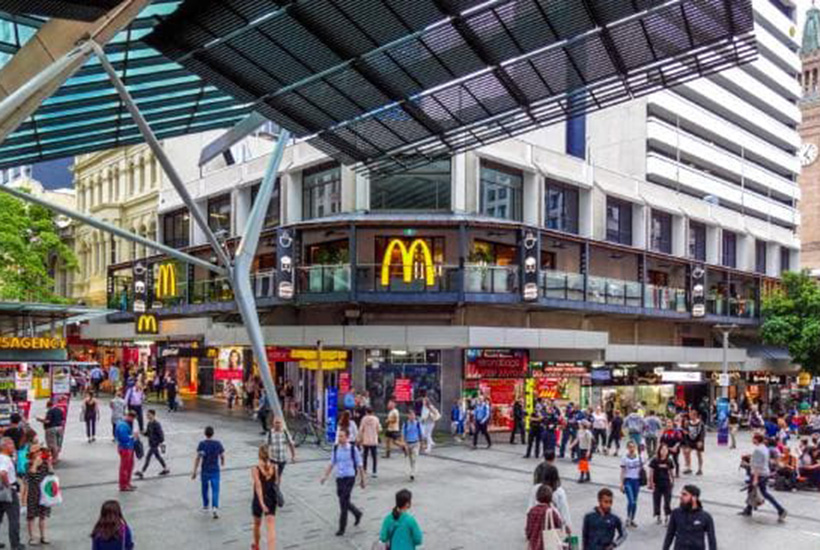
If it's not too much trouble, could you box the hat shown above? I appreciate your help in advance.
[683,484,700,498]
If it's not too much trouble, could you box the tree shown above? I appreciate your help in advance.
[760,270,820,376]
[0,191,76,303]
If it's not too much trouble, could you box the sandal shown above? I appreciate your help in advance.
[28,539,38,546]
[40,538,51,545]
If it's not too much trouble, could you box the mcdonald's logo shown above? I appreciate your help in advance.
[381,238,436,287]
[135,314,158,335]
[155,263,177,299]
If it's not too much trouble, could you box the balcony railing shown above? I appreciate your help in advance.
[356,264,458,293]
[251,269,277,299]
[464,265,519,294]
[541,270,585,301]
[587,276,642,307]
[298,265,351,294]
[191,277,234,304]
[645,284,687,312]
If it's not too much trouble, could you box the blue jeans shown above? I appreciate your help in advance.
[624,478,641,521]
[201,471,221,509]
[744,476,784,515]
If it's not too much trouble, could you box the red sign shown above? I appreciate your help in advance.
[16,401,30,420]
[266,347,292,362]
[465,349,528,379]
[339,372,351,395]
[478,379,522,430]
[394,378,413,402]
[533,378,570,400]
[214,369,243,381]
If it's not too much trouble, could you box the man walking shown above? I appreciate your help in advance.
[0,437,23,549]
[644,410,663,458]
[115,410,138,492]
[358,407,381,478]
[624,408,645,453]
[739,433,787,522]
[663,485,717,550]
[384,400,401,458]
[192,426,225,519]
[607,410,624,456]
[510,397,526,445]
[135,409,169,479]
[110,389,126,442]
[402,410,423,481]
[524,398,544,459]
[90,364,104,394]
[37,401,64,463]
[268,417,296,480]
[320,429,365,536]
[166,374,178,412]
[582,488,627,550]
[472,396,491,449]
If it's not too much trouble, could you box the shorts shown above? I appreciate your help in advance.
[386,430,400,440]
[45,427,63,452]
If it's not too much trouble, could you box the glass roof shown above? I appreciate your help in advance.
[0,0,251,169]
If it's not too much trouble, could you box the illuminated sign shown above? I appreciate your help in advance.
[154,263,177,299]
[0,337,65,350]
[135,314,159,335]
[661,371,702,383]
[381,238,436,287]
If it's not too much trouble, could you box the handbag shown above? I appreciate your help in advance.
[542,507,566,550]
[274,482,285,508]
[134,438,144,460]
[0,482,12,503]
[638,457,648,487]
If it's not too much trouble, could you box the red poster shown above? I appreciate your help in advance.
[465,349,528,379]
[533,378,570,400]
[394,378,412,402]
[214,369,243,381]
[339,372,351,395]
[266,347,292,362]
[16,400,30,420]
[478,379,522,431]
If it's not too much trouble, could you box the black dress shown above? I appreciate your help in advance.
[27,464,51,520]
[251,466,277,518]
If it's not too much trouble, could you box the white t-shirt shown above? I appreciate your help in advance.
[621,454,642,480]
[592,412,608,430]
[0,454,16,485]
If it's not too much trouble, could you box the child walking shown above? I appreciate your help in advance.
[571,421,594,483]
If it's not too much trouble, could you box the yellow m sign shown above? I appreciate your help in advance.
[381,238,436,287]
[136,314,158,335]
[155,263,177,299]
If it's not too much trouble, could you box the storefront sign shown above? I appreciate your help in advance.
[51,366,71,395]
[15,371,31,391]
[0,337,65,350]
[381,238,436,287]
[132,260,148,313]
[521,229,539,302]
[135,314,159,335]
[154,263,178,301]
[532,377,570,400]
[214,369,243,381]
[748,373,787,384]
[465,349,528,379]
[691,265,705,318]
[325,387,338,443]
[525,378,534,430]
[276,228,294,300]
[660,371,702,383]
[394,378,413,402]
[530,362,589,378]
[339,372,351,395]
[590,369,612,383]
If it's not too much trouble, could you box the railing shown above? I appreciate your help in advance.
[356,264,458,293]
[297,265,351,294]
[587,276,642,307]
[191,277,235,304]
[463,264,519,293]
[541,270,585,301]
[645,285,687,312]
[251,269,277,298]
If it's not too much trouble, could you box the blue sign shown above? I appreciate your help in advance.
[716,397,729,446]
[326,387,338,444]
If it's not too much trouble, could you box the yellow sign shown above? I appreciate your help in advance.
[155,263,177,299]
[299,360,347,371]
[525,378,534,431]
[291,349,348,361]
[799,371,812,387]
[136,314,159,335]
[381,238,436,287]
[0,337,65,350]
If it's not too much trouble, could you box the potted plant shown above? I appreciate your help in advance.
[465,248,493,292]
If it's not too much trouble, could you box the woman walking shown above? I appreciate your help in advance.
[336,411,358,444]
[648,443,675,524]
[91,500,134,550]
[620,440,642,528]
[251,445,278,550]
[660,419,684,478]
[529,462,572,535]
[358,408,381,478]
[420,397,438,454]
[81,391,101,443]
[378,489,423,550]
[26,445,54,545]
[525,485,565,550]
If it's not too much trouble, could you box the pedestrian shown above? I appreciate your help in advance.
[662,485,716,550]
[257,390,272,435]
[450,399,465,441]
[25,445,53,546]
[624,408,645,453]
[251,445,278,550]
[649,443,675,524]
[729,399,740,449]
[90,365,105,394]
[0,437,22,550]
[16,428,35,514]
[379,489,423,550]
[384,400,401,459]
[644,411,662,458]
[110,389,126,442]
[543,402,561,455]
[472,396,491,449]
[358,407,381,478]
[36,400,64,463]
[524,398,543,459]
[619,440,642,528]
[683,410,705,476]
[166,374,178,412]
[320,429,365,537]
[420,397,438,454]
[559,403,578,459]
[525,485,565,550]
[115,410,138,492]
[124,384,146,434]
[510,397,526,445]
[135,410,169,479]
[336,410,358,444]
[267,417,295,480]
[739,433,787,522]
[226,382,238,410]
[192,426,225,519]
[530,454,572,534]
[2,413,24,451]
[661,419,684,478]
[582,488,627,550]
[108,363,120,394]
[570,421,593,483]
[402,410,423,481]
[607,410,624,456]
[91,500,134,550]
[591,407,608,454]
[81,391,100,443]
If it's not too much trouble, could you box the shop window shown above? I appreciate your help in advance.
[470,240,516,265]
[606,197,632,245]
[307,239,350,265]
[480,160,522,221]
[541,250,557,270]
[370,159,451,211]
[250,178,281,228]
[722,231,737,268]
[545,180,579,234]
[755,240,767,274]
[162,208,190,249]
[302,162,341,220]
[688,222,706,262]
[647,270,669,287]
[650,210,672,254]
[780,247,791,274]
[207,195,231,235]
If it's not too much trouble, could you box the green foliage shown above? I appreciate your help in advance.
[761,271,820,376]
[0,192,76,303]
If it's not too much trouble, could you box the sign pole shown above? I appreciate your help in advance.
[714,324,737,446]
[317,340,324,428]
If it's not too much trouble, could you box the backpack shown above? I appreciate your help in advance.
[333,444,357,468]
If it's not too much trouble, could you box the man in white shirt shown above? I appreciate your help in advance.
[740,433,787,522]
[0,436,22,549]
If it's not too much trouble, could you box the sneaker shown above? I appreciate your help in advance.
[696,470,703,476]
[683,469,693,475]
[134,472,144,480]
[159,469,170,476]
[778,510,788,523]
[737,510,752,517]
[655,516,661,525]
[354,512,362,526]
[410,475,415,481]
[335,530,344,537]
[201,507,210,514]
[371,473,378,479]
[212,509,219,519]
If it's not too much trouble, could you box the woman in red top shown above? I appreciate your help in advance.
[660,418,684,478]
[525,484,565,550]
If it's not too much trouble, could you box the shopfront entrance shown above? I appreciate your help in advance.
[464,349,528,432]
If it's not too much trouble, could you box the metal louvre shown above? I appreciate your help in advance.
[0,0,125,21]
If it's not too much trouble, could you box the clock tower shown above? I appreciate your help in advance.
[799,3,820,273]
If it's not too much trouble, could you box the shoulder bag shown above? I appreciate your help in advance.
[638,457,648,487]
[542,506,566,550]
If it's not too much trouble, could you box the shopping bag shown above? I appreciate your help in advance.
[39,474,62,507]
[542,508,566,550]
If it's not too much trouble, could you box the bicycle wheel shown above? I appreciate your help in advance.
[292,426,307,448]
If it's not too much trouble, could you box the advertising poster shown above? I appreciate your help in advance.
[716,397,729,446]
[339,372,351,396]
[479,378,522,431]
[217,347,244,378]
[325,387,338,443]
[50,366,71,395]
[394,378,412,402]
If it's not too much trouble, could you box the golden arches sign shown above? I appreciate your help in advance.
[155,263,177,299]
[136,314,158,335]
[380,238,436,287]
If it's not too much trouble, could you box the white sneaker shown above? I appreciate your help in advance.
[201,506,210,513]
[212,509,219,519]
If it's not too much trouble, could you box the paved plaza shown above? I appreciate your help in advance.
[14,398,818,550]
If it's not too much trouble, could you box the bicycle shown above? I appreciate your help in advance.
[291,412,330,451]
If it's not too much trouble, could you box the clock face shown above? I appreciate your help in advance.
[801,142,819,167]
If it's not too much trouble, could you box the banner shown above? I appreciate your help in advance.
[716,397,729,446]
[691,265,705,318]
[276,228,294,300]
[325,387,338,443]
[339,371,351,395]
[521,229,539,301]
[465,349,528,379]
[214,370,243,381]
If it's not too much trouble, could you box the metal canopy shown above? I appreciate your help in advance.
[0,1,250,169]
[146,0,756,174]
[0,1,126,22]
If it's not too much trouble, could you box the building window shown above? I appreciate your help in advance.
[565,91,587,159]
[207,195,231,235]
[650,210,672,254]
[722,230,737,268]
[689,222,706,261]
[755,240,767,274]
[303,163,341,220]
[606,197,632,245]
[479,160,523,221]
[371,159,451,211]
[545,180,579,234]
[780,247,791,273]
[250,179,281,228]
[162,208,190,249]
[110,236,117,265]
